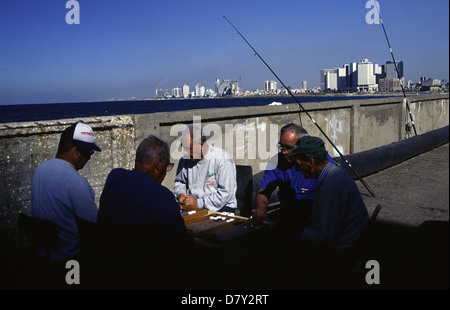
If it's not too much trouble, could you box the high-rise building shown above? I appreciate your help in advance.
[182,84,190,98]
[356,58,378,92]
[377,60,405,92]
[195,83,205,97]
[300,81,307,90]
[320,69,343,91]
[346,62,358,89]
[385,61,403,78]
[320,58,379,92]
[172,87,181,98]
[264,80,277,92]
[231,81,240,95]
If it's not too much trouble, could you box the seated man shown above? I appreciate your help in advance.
[286,135,369,274]
[98,135,192,246]
[253,123,334,231]
[174,124,237,213]
[97,135,193,288]
[31,122,101,262]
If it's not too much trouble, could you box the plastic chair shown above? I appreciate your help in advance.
[235,165,253,217]
[18,211,59,260]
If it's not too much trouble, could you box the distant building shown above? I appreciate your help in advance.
[356,58,378,92]
[216,78,232,96]
[264,80,277,93]
[323,69,337,90]
[182,84,190,98]
[230,81,240,95]
[320,68,348,91]
[300,81,307,90]
[384,61,403,79]
[205,88,216,97]
[320,58,379,92]
[378,77,404,92]
[345,62,358,90]
[172,87,181,98]
[195,83,205,97]
[421,78,442,87]
[377,60,404,92]
[155,89,171,98]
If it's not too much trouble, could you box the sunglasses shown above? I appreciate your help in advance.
[77,147,94,158]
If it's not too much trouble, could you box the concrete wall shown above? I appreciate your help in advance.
[1,94,448,246]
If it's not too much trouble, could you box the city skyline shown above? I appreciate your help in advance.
[154,57,445,99]
[1,0,448,104]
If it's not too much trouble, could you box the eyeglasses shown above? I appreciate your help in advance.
[166,162,174,172]
[277,143,295,152]
[77,147,94,158]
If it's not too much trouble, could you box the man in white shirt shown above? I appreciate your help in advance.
[174,125,237,213]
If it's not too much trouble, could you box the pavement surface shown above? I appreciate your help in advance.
[355,143,449,290]
[358,143,449,227]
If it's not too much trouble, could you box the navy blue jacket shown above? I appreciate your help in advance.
[98,168,191,244]
[301,163,369,251]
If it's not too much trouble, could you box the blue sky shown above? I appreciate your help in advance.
[0,0,448,104]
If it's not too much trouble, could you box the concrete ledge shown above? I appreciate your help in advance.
[335,125,450,178]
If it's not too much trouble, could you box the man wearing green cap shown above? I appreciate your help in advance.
[286,135,369,274]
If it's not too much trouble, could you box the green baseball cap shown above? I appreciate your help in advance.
[286,135,325,157]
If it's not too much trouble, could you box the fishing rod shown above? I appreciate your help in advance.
[223,16,375,197]
[373,2,417,136]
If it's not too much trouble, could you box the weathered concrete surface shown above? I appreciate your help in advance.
[356,143,449,289]
[359,143,449,227]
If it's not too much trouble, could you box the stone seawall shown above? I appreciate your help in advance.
[1,94,448,246]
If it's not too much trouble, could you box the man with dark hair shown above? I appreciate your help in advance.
[31,122,101,261]
[254,123,334,231]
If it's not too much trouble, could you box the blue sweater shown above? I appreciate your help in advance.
[31,158,98,261]
[259,153,335,207]
[301,163,369,251]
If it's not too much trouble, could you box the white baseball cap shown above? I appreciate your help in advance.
[71,122,102,152]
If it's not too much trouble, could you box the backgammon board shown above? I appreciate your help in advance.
[180,209,264,244]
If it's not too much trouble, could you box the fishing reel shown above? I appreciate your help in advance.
[405,123,412,133]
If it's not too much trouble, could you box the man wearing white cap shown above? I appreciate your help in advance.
[31,122,101,262]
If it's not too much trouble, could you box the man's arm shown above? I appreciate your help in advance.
[73,176,98,222]
[253,163,279,224]
[253,189,271,225]
[174,160,187,200]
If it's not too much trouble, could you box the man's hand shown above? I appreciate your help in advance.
[252,207,267,226]
[253,190,269,225]
[178,194,199,211]
[178,193,187,205]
